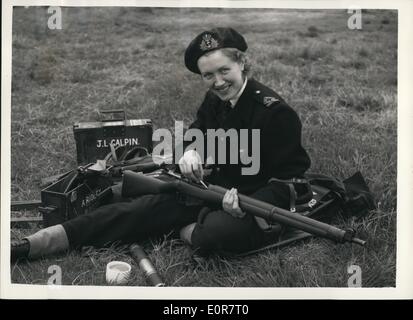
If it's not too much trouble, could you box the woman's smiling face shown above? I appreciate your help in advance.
[197,49,245,102]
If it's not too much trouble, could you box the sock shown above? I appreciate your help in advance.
[25,224,69,259]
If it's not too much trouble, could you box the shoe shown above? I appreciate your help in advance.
[11,239,30,262]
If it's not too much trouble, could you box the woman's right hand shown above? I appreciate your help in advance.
[178,150,204,182]
[222,188,246,219]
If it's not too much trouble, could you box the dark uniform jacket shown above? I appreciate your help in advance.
[183,78,311,197]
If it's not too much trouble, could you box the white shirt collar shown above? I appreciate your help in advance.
[229,77,248,107]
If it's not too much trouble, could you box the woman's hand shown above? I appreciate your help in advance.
[222,188,246,219]
[178,150,204,182]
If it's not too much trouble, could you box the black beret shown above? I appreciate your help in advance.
[184,27,248,74]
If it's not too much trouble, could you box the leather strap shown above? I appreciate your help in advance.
[254,177,310,231]
[268,177,309,212]
[268,177,308,185]
[287,183,297,213]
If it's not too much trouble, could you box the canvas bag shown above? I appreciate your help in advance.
[302,171,376,220]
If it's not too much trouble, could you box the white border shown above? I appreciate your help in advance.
[2,0,412,299]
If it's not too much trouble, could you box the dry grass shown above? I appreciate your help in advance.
[10,7,397,287]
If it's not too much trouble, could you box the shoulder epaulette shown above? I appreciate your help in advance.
[252,89,280,108]
[263,96,280,107]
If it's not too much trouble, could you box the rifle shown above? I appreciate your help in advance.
[121,170,366,246]
[104,146,172,177]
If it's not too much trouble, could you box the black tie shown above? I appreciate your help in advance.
[220,101,232,126]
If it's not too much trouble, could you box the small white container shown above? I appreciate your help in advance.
[106,261,131,285]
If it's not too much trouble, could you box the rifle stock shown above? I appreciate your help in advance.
[122,171,178,196]
[121,170,366,246]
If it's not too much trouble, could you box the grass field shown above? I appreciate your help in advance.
[9,7,397,287]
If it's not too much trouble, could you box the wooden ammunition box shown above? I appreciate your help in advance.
[73,110,153,165]
[39,165,113,227]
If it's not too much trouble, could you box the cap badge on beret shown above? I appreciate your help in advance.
[200,33,219,51]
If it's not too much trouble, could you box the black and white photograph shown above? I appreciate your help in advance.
[1,0,412,301]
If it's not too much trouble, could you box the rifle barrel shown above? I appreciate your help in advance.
[122,171,365,246]
[208,184,362,245]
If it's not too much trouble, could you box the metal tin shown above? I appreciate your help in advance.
[73,110,153,165]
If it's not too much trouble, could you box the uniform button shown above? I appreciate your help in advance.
[255,90,260,94]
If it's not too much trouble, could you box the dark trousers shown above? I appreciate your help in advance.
[63,193,200,248]
[62,182,292,255]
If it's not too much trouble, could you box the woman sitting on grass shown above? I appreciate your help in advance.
[11,27,311,261]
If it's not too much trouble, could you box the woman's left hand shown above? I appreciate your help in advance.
[222,188,246,219]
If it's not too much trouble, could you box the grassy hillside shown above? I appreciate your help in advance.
[10,7,397,287]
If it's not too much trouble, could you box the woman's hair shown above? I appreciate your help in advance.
[202,47,252,75]
[220,48,252,75]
